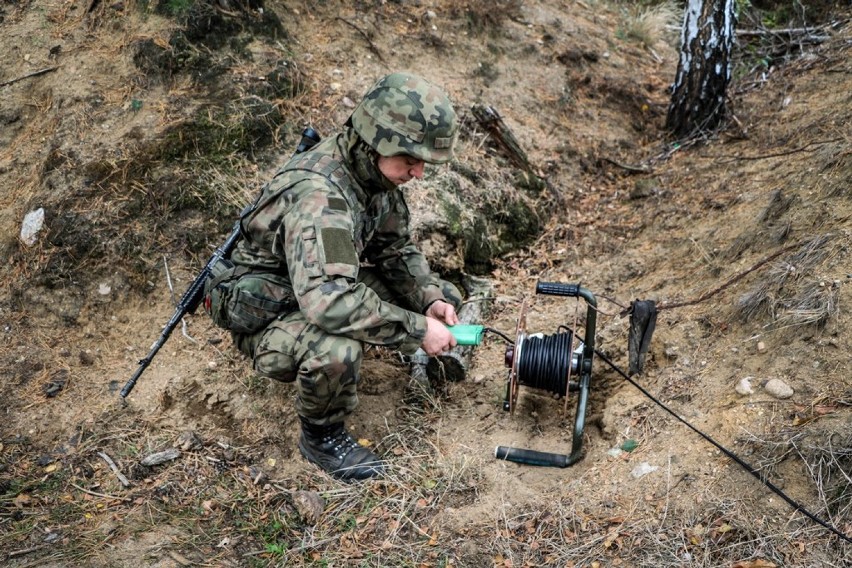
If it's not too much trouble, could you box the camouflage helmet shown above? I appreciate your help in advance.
[349,72,458,164]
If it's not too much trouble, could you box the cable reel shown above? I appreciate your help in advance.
[496,282,597,468]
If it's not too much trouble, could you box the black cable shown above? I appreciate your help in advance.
[483,326,515,345]
[594,347,852,544]
[517,332,575,395]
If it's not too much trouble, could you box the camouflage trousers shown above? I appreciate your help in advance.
[233,269,462,426]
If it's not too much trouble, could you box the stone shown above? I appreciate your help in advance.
[140,448,181,466]
[764,378,794,399]
[292,490,325,525]
[735,377,754,395]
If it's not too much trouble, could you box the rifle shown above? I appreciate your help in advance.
[120,127,321,398]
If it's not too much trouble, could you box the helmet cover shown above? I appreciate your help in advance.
[349,72,458,164]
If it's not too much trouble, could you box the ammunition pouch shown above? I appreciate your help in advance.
[203,259,298,335]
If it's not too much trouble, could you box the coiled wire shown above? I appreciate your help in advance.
[517,331,577,395]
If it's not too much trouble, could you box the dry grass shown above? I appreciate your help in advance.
[619,0,681,51]
[739,421,852,547]
[483,488,848,567]
[445,0,524,35]
[6,384,849,567]
[737,234,842,327]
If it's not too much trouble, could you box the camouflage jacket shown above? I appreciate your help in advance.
[230,128,446,354]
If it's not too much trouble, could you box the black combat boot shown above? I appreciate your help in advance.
[298,419,385,481]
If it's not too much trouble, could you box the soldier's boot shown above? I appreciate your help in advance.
[298,419,385,481]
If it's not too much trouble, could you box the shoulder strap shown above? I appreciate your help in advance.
[241,142,356,225]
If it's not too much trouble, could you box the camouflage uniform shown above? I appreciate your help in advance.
[228,74,462,427]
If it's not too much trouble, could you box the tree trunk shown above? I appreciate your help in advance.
[666,0,736,138]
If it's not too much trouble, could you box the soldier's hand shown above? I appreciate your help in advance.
[422,316,457,356]
[425,300,459,326]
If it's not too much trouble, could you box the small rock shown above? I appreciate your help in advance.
[764,378,794,399]
[98,283,112,296]
[207,361,218,370]
[735,377,754,396]
[140,448,181,466]
[342,96,356,108]
[631,462,658,478]
[20,208,45,246]
[292,490,325,525]
[756,341,766,353]
[79,351,96,366]
[43,377,66,397]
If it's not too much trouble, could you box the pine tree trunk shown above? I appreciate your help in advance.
[666,0,736,138]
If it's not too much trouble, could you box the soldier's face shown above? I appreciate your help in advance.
[377,155,426,186]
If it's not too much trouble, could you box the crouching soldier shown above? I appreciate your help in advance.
[204,72,464,480]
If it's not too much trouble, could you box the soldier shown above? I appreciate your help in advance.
[207,72,463,480]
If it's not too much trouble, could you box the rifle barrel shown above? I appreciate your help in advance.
[119,223,241,398]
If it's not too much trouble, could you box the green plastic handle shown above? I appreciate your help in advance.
[449,324,485,346]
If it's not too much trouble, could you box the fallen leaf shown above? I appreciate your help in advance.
[13,493,32,508]
[732,560,777,568]
[357,438,373,447]
[168,551,193,566]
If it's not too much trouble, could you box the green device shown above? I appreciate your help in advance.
[449,324,485,346]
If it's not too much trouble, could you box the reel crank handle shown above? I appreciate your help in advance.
[536,282,597,307]
[536,281,581,297]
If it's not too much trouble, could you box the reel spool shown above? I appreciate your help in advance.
[496,282,597,468]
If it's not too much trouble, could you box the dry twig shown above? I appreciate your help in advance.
[97,451,130,487]
[0,66,58,88]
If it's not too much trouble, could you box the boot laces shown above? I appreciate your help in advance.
[322,431,359,460]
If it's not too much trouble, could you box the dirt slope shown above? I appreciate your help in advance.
[1,1,850,567]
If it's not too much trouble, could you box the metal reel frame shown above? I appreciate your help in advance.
[497,283,597,468]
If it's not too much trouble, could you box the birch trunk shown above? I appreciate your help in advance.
[666,0,736,138]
